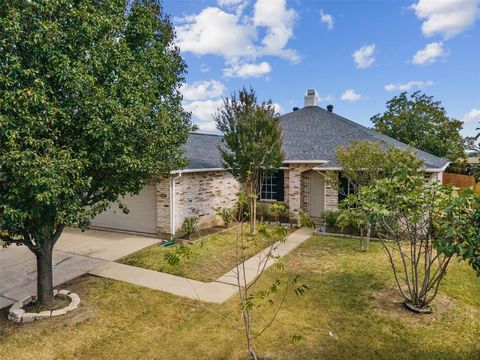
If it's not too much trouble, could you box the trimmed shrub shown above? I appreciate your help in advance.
[269,203,288,224]
[181,216,198,240]
[320,210,341,229]
[257,202,270,222]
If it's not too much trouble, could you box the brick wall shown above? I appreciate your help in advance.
[301,170,311,210]
[283,169,290,206]
[172,171,240,236]
[158,166,340,237]
[287,163,318,218]
[325,182,338,211]
[156,177,171,236]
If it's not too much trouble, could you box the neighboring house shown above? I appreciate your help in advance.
[92,89,449,238]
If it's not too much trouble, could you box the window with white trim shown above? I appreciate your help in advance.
[259,171,284,201]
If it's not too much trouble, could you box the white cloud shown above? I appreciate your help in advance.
[183,99,223,132]
[412,42,448,65]
[463,108,480,124]
[384,80,434,92]
[223,61,272,78]
[180,80,225,101]
[253,0,300,63]
[217,0,247,15]
[411,0,480,39]
[217,0,243,6]
[200,64,210,73]
[175,7,256,61]
[320,10,334,30]
[353,44,376,69]
[175,0,300,77]
[273,103,283,114]
[341,89,363,102]
[322,95,335,103]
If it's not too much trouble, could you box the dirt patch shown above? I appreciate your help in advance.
[23,297,70,313]
[373,288,455,324]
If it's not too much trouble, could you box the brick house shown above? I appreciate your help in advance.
[92,89,449,238]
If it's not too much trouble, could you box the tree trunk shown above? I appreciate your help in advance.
[248,342,258,360]
[36,246,54,306]
[250,195,257,236]
[245,309,258,360]
[365,224,371,252]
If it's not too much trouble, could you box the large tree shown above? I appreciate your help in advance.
[371,91,466,163]
[215,88,284,235]
[0,0,191,306]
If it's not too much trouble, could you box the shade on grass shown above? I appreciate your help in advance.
[1,235,479,359]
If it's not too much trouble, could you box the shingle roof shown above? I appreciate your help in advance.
[184,106,449,171]
[280,106,449,170]
[184,132,225,170]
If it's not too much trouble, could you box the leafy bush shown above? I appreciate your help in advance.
[269,203,288,224]
[216,207,233,227]
[235,193,250,222]
[320,210,341,229]
[256,202,270,222]
[297,210,316,229]
[181,216,198,240]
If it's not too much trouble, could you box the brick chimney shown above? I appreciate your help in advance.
[304,89,318,107]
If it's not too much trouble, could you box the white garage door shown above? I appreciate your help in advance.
[92,185,157,234]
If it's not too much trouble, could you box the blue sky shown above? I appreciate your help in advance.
[163,0,480,138]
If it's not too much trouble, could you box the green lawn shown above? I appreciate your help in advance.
[119,225,294,282]
[1,235,479,360]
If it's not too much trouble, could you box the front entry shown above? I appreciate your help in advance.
[309,172,325,217]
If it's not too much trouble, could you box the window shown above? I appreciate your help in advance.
[259,171,284,201]
[338,173,355,202]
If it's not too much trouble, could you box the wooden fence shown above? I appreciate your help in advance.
[443,172,480,194]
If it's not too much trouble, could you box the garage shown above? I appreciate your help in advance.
[91,184,158,234]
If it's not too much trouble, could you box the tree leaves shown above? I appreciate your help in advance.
[371,91,466,163]
[164,245,192,267]
[0,0,191,249]
[214,87,284,184]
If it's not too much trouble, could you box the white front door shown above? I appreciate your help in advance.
[309,172,325,217]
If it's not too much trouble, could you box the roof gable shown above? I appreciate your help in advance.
[279,106,449,170]
[184,133,224,170]
[183,107,449,171]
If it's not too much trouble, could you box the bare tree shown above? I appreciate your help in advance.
[166,192,312,359]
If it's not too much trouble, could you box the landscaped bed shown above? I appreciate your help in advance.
[1,235,479,360]
[118,224,295,282]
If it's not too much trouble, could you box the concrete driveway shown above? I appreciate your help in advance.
[0,228,160,310]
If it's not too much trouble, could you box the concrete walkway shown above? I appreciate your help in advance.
[0,228,160,310]
[89,227,313,304]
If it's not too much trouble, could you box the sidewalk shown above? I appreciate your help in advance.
[89,227,314,303]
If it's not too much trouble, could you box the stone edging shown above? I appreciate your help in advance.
[8,290,80,323]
